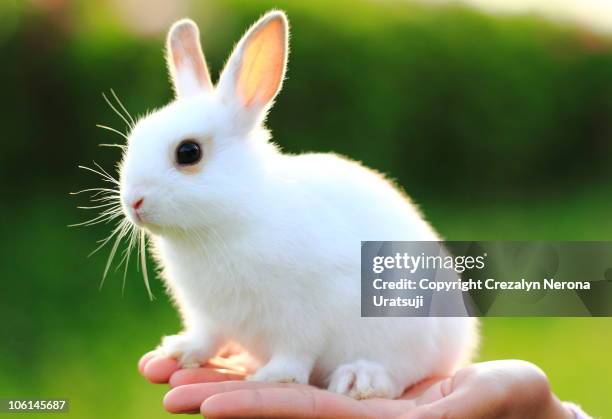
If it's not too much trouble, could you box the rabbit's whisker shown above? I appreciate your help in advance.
[99,143,127,150]
[68,209,121,227]
[110,88,136,127]
[103,91,133,130]
[85,216,124,253]
[90,195,121,203]
[78,201,120,210]
[78,164,119,185]
[96,124,129,141]
[99,219,132,290]
[76,111,150,298]
[93,161,119,183]
[139,229,154,300]
[118,226,140,296]
[70,187,119,196]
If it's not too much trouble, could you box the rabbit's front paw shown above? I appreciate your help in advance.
[160,334,213,369]
[328,360,401,399]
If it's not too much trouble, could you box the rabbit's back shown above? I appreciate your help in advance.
[273,152,439,241]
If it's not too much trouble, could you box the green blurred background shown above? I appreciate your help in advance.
[1,0,611,417]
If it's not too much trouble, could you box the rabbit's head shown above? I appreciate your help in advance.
[120,11,288,234]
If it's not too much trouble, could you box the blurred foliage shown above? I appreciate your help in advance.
[0,0,611,418]
[1,0,612,199]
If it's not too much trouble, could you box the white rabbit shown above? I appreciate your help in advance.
[119,10,478,399]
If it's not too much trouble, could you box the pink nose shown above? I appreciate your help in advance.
[132,197,144,210]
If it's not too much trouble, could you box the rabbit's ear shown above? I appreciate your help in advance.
[167,19,213,98]
[217,11,288,127]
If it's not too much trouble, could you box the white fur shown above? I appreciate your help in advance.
[119,11,478,399]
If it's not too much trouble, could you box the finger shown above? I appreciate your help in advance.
[143,355,180,384]
[164,381,298,413]
[138,350,159,375]
[200,387,383,419]
[398,406,444,419]
[169,367,246,387]
[165,380,415,418]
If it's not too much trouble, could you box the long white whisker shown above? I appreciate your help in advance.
[111,88,136,127]
[78,165,119,185]
[96,124,128,140]
[103,91,132,129]
[73,147,152,299]
[78,202,120,210]
[69,211,118,227]
[93,162,119,184]
[140,230,154,300]
[123,226,140,294]
[90,195,121,203]
[74,210,122,229]
[88,218,128,257]
[70,187,119,196]
[100,219,132,290]
[99,143,127,150]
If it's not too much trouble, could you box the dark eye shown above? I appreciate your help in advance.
[176,140,202,166]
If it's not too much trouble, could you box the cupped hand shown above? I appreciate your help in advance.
[139,352,574,419]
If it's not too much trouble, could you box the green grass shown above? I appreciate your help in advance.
[1,185,610,418]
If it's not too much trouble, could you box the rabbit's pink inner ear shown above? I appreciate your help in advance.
[167,19,212,98]
[235,14,287,108]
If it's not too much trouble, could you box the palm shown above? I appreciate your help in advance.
[140,349,441,418]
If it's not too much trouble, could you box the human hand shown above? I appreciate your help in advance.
[140,353,575,419]
[139,346,425,417]
[403,360,575,419]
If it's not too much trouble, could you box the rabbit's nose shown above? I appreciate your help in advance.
[132,197,144,210]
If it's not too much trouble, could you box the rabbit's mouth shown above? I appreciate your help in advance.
[122,193,162,229]
[121,199,150,228]
[127,208,150,228]
[124,206,166,235]
[132,209,144,224]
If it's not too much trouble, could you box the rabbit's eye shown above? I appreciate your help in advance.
[176,140,202,166]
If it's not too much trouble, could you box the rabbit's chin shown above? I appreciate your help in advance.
[139,223,165,236]
[121,206,169,234]
[123,214,165,236]
[138,220,208,238]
